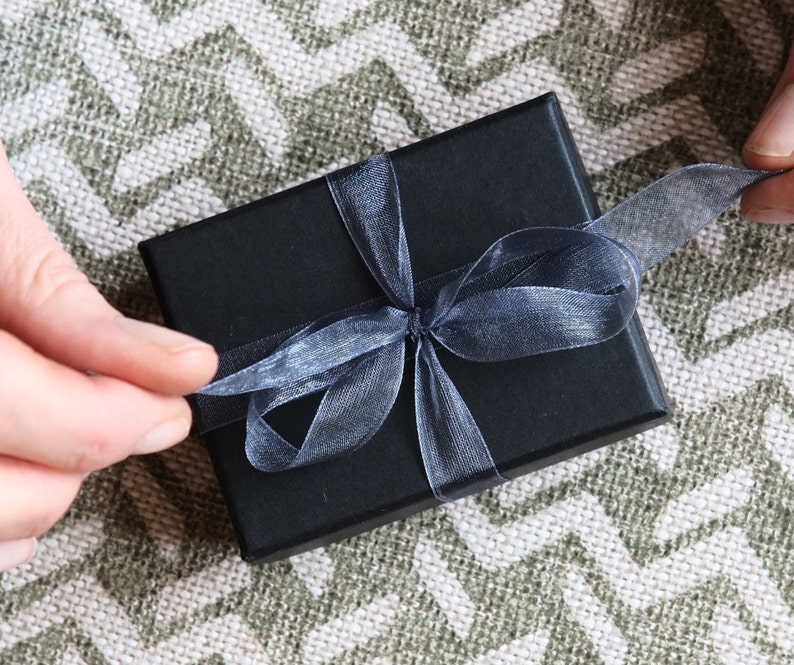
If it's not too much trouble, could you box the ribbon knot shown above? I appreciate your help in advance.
[407,308,426,342]
[198,154,774,502]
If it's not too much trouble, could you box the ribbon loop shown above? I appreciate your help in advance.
[426,226,640,328]
[245,341,406,471]
[431,285,638,362]
[427,227,642,361]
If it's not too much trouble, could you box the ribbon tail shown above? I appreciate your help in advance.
[414,336,507,501]
[246,341,406,471]
[586,164,778,271]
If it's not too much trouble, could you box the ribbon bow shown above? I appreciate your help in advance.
[199,154,773,501]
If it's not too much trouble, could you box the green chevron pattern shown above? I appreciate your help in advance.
[2,0,794,663]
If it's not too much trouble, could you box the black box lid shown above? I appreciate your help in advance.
[140,93,668,563]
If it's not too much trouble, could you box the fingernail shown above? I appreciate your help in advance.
[134,418,190,454]
[116,317,214,354]
[744,206,794,224]
[745,84,794,157]
[0,538,37,572]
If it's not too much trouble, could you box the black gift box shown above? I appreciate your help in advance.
[139,93,669,563]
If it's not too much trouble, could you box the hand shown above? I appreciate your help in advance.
[742,47,794,222]
[0,141,218,572]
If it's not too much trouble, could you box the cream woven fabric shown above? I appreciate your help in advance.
[1,1,793,663]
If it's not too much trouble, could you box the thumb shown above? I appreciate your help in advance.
[741,47,794,223]
[743,47,794,168]
[0,142,217,394]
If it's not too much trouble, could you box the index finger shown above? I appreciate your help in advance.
[0,330,192,473]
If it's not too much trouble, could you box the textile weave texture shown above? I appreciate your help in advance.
[2,1,794,663]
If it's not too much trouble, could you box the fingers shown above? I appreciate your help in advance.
[740,169,794,223]
[0,330,192,472]
[0,145,218,395]
[742,47,794,222]
[743,82,794,169]
[0,456,82,542]
[0,538,37,572]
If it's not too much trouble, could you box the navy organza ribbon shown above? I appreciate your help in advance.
[198,155,775,501]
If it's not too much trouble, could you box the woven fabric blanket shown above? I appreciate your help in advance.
[1,1,793,663]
